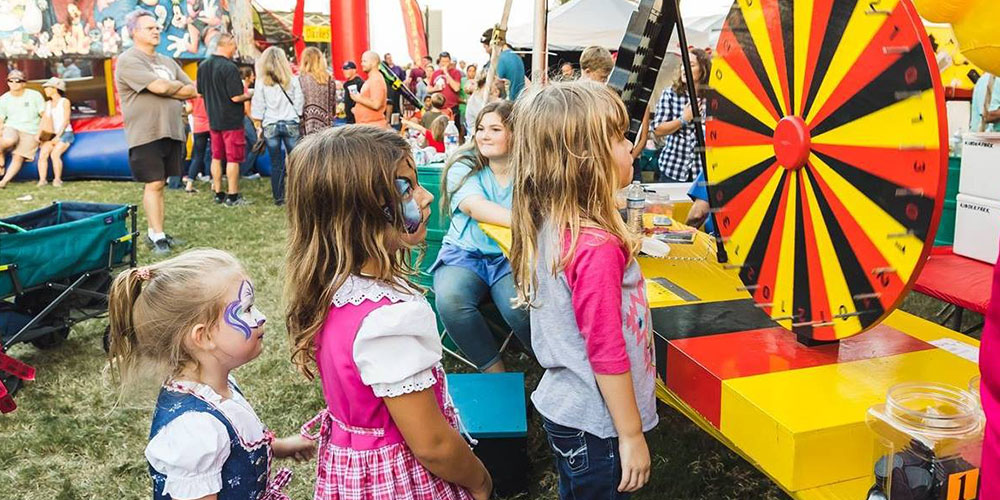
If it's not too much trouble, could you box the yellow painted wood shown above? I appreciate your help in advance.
[808,152,924,282]
[737,0,789,116]
[804,0,902,124]
[792,0,815,116]
[719,311,979,491]
[479,221,751,308]
[811,89,941,149]
[710,56,781,129]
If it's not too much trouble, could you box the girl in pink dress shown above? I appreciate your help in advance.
[283,126,493,500]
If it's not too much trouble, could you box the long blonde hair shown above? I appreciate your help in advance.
[107,249,244,389]
[300,46,330,85]
[509,81,639,306]
[258,46,293,89]
[284,126,418,379]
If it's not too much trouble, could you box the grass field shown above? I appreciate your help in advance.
[0,178,983,500]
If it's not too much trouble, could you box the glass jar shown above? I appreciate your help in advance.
[645,189,674,218]
[866,382,983,500]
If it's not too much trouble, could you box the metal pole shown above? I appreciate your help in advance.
[669,0,728,263]
[531,0,548,85]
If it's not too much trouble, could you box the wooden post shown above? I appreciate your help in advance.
[531,0,547,85]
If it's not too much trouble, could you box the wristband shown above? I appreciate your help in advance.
[680,117,689,127]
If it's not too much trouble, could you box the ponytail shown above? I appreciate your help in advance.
[107,267,146,386]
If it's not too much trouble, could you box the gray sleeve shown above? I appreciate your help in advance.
[116,54,157,93]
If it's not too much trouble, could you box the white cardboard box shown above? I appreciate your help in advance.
[954,193,1000,264]
[960,133,1000,201]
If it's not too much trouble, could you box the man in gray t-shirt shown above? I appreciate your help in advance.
[115,9,195,255]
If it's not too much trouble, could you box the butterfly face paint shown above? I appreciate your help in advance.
[382,178,424,234]
[224,280,267,340]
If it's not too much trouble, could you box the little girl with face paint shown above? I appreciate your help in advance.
[107,249,315,500]
[284,126,493,500]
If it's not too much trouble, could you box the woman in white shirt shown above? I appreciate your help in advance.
[38,77,73,187]
[250,47,303,206]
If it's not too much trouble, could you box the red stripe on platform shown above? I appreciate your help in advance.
[665,324,933,428]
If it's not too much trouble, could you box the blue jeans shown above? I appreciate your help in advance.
[542,417,629,500]
[187,131,211,180]
[263,121,299,203]
[432,265,530,371]
[240,117,260,177]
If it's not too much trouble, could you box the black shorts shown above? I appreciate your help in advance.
[128,138,184,183]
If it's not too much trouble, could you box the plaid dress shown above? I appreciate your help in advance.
[303,277,474,500]
[651,88,704,182]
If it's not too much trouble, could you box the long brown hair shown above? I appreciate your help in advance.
[509,81,639,306]
[300,47,330,85]
[671,48,711,96]
[107,249,244,391]
[438,100,514,217]
[284,126,417,378]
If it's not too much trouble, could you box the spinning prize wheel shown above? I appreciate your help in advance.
[704,0,947,341]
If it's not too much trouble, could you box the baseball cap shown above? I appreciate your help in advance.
[7,69,26,82]
[342,61,357,70]
[43,77,66,91]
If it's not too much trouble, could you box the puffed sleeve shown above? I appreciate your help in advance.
[353,301,443,398]
[145,412,230,499]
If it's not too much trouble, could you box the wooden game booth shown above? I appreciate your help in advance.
[481,0,986,497]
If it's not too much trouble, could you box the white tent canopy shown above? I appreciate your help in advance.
[506,0,733,53]
[506,0,637,51]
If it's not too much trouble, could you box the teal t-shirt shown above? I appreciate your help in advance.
[496,50,525,100]
[442,160,513,255]
[970,73,1000,132]
[0,90,45,135]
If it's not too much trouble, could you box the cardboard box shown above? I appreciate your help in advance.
[954,193,1000,264]
[959,133,1000,201]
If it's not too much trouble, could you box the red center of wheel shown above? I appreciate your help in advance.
[773,116,810,170]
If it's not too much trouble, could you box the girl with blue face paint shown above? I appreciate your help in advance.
[107,249,315,500]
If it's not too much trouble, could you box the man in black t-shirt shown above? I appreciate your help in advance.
[341,61,365,124]
[197,34,252,206]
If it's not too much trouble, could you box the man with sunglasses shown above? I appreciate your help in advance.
[115,9,196,255]
[0,70,45,189]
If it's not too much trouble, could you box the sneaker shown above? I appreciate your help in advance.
[242,173,261,180]
[151,238,171,255]
[274,200,285,207]
[214,191,226,204]
[197,173,211,183]
[163,234,185,247]
[225,195,252,207]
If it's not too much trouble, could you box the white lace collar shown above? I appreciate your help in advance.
[165,378,270,450]
[331,275,422,307]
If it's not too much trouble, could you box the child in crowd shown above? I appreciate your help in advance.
[283,126,492,500]
[402,114,449,153]
[509,81,658,499]
[421,93,447,129]
[107,249,315,500]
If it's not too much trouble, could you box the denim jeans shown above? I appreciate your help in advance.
[432,265,530,371]
[542,417,629,500]
[263,120,299,203]
[240,117,260,177]
[187,131,211,180]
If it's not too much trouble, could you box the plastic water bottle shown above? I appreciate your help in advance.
[444,120,460,155]
[626,181,646,233]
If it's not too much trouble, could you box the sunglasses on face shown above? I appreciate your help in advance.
[7,79,24,84]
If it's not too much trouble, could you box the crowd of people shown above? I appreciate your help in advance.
[98,7,696,499]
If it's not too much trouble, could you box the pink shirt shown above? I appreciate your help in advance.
[564,230,631,374]
[980,242,1000,496]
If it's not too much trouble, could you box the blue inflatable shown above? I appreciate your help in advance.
[12,128,272,181]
